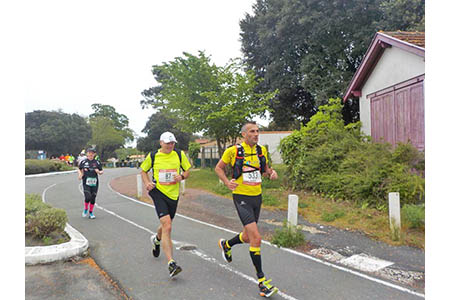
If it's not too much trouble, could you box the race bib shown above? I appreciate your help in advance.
[242,167,261,186]
[86,177,97,187]
[158,169,177,185]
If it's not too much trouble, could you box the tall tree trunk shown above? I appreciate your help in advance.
[216,138,224,158]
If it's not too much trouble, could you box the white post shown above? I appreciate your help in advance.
[389,192,401,241]
[288,194,299,227]
[137,174,142,198]
[180,180,185,195]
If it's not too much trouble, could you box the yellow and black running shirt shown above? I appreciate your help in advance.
[221,142,268,196]
[141,149,191,200]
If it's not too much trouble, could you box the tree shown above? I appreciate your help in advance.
[240,0,317,129]
[376,0,425,31]
[188,142,201,162]
[25,110,91,156]
[89,103,134,143]
[136,111,192,153]
[240,0,424,126]
[88,117,125,160]
[141,52,275,156]
[239,0,321,128]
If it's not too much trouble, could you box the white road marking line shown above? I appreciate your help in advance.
[26,170,77,178]
[76,183,297,300]
[191,249,297,300]
[42,183,57,203]
[106,181,425,299]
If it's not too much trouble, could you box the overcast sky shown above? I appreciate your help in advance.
[22,0,257,144]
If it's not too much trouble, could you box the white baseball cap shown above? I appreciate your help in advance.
[160,132,177,143]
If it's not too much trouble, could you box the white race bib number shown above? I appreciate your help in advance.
[158,169,177,185]
[242,167,261,186]
[86,177,97,187]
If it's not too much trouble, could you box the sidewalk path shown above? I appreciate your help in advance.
[26,257,128,300]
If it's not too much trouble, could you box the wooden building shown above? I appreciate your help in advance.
[343,31,425,151]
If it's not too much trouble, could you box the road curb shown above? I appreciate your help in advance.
[25,170,77,178]
[25,223,89,265]
[26,169,89,265]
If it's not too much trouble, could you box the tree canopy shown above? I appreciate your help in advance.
[25,110,91,156]
[376,0,425,31]
[141,51,276,155]
[89,103,134,143]
[88,117,125,160]
[136,111,192,152]
[240,0,425,127]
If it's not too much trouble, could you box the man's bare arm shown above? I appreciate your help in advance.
[215,160,238,191]
[141,170,155,191]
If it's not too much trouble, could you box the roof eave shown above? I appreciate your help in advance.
[343,32,425,102]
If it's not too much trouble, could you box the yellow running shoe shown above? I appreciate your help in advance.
[218,239,232,263]
[258,279,278,298]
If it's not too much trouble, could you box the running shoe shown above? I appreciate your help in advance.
[218,239,232,263]
[258,279,278,298]
[151,234,160,257]
[168,261,182,278]
[82,209,88,218]
[89,212,96,219]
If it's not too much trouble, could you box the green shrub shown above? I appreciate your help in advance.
[25,208,68,238]
[25,194,51,215]
[25,159,73,175]
[334,143,424,206]
[402,204,425,229]
[392,143,425,170]
[25,194,68,239]
[280,98,425,208]
[271,221,305,248]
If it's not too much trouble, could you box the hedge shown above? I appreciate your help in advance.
[25,159,73,175]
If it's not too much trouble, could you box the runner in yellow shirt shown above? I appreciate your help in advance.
[140,132,191,278]
[215,121,279,298]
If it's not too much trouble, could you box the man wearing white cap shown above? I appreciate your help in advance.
[140,131,191,278]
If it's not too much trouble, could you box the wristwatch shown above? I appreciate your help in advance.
[181,174,185,180]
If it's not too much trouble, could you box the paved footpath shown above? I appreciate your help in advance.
[26,168,425,300]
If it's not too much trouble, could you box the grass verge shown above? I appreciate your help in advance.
[186,165,424,249]
[25,232,70,246]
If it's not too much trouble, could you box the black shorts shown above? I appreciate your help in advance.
[233,194,262,226]
[149,188,179,220]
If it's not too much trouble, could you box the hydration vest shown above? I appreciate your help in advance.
[232,144,266,180]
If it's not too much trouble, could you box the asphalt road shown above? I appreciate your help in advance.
[25,168,424,300]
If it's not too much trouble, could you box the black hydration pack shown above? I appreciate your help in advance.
[232,144,266,180]
[150,149,184,181]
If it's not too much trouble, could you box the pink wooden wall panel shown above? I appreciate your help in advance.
[410,83,425,150]
[370,80,424,151]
